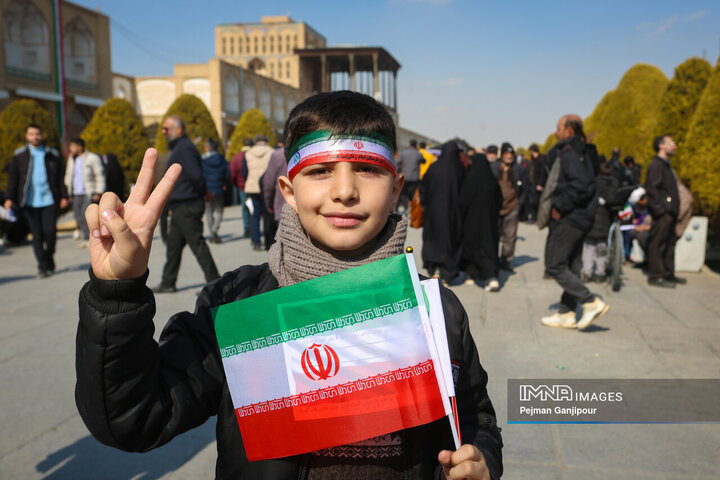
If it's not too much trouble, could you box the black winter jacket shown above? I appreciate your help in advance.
[75,265,503,480]
[166,136,206,209]
[5,145,67,207]
[645,156,679,219]
[587,175,619,240]
[551,137,597,232]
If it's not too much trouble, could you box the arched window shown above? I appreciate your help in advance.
[64,17,96,84]
[273,90,284,123]
[221,38,226,55]
[277,61,282,78]
[229,37,234,55]
[3,0,51,78]
[223,72,239,115]
[286,60,291,79]
[243,77,256,111]
[259,83,271,119]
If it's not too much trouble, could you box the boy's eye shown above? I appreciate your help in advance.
[305,166,332,176]
[356,164,382,174]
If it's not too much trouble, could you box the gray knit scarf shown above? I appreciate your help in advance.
[268,204,408,287]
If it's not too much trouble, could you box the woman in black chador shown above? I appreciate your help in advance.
[459,152,503,290]
[419,141,465,284]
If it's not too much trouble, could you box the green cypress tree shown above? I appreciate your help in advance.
[593,64,669,168]
[584,90,614,143]
[81,98,149,191]
[650,57,712,180]
[154,94,223,156]
[0,99,60,188]
[227,108,276,159]
[680,59,720,215]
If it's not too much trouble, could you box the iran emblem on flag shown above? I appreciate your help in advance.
[213,254,458,461]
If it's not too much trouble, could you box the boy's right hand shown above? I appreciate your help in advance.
[85,148,181,280]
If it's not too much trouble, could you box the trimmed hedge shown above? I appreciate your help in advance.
[81,98,149,190]
[592,64,668,170]
[0,99,60,189]
[227,108,276,159]
[154,94,222,156]
[584,90,614,143]
[680,59,720,214]
[650,57,712,181]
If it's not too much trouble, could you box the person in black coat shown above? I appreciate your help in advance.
[4,124,68,276]
[420,141,465,285]
[541,115,609,331]
[645,135,683,288]
[102,153,127,201]
[460,153,502,291]
[581,162,618,282]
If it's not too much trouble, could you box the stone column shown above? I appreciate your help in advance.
[349,53,356,91]
[393,70,397,110]
[321,54,328,92]
[372,52,379,100]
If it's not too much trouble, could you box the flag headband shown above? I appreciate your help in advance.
[286,130,396,181]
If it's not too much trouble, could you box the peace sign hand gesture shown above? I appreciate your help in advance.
[85,148,181,280]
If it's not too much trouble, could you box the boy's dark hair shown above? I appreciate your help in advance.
[653,135,669,153]
[624,155,634,165]
[70,137,85,148]
[284,90,396,159]
[528,144,539,153]
[206,138,218,151]
[26,123,43,133]
[243,138,254,147]
[486,144,498,154]
[599,162,613,176]
[419,141,427,149]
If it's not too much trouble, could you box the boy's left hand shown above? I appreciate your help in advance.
[438,444,490,480]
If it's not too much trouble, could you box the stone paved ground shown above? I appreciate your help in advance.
[1,205,719,479]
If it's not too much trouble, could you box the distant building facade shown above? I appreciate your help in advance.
[214,15,326,90]
[0,0,111,138]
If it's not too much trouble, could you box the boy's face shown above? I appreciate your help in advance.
[279,162,403,257]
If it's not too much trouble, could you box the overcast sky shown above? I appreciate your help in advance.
[74,0,719,148]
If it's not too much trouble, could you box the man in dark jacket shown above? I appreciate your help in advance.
[153,116,220,292]
[541,115,609,331]
[645,135,684,288]
[201,139,230,244]
[4,124,68,277]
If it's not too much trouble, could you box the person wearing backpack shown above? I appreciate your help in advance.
[540,115,609,331]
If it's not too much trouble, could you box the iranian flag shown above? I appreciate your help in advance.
[213,254,453,461]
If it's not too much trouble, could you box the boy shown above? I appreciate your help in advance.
[76,91,502,479]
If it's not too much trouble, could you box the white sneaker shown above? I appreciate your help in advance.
[541,311,578,329]
[72,229,80,240]
[578,297,609,330]
[77,241,89,248]
[485,279,500,292]
[464,277,476,286]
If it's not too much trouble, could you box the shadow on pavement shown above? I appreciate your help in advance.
[513,255,539,267]
[0,274,36,285]
[35,421,214,480]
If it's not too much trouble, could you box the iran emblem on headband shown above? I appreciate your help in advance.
[301,344,340,381]
[353,141,364,150]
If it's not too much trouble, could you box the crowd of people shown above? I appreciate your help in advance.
[397,114,691,331]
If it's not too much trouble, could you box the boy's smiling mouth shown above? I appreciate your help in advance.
[322,211,366,227]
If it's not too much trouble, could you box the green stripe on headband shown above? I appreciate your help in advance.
[286,130,395,163]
